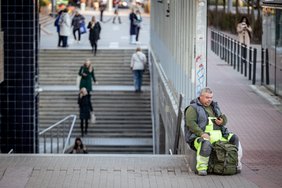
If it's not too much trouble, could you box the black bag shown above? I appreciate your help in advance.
[208,141,238,175]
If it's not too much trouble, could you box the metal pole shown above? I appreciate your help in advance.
[244,45,247,77]
[261,48,264,84]
[237,42,240,72]
[252,49,257,85]
[266,48,269,85]
[249,47,252,80]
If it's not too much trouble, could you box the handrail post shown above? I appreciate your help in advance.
[44,135,46,153]
[57,126,59,153]
[51,130,53,153]
[252,48,257,85]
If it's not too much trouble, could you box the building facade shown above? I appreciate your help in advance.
[150,0,207,154]
[262,0,282,97]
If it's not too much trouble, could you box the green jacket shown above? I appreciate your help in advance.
[79,66,96,91]
[185,98,228,145]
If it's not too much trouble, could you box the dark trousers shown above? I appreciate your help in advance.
[80,118,88,136]
[100,10,104,21]
[57,33,63,47]
[73,29,81,41]
[62,36,68,47]
[90,41,97,55]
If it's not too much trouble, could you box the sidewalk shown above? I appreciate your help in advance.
[208,32,282,187]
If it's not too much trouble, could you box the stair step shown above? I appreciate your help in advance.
[39,49,152,154]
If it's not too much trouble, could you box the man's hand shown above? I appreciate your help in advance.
[215,117,223,126]
[201,133,210,141]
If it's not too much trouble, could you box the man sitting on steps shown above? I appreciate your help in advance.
[185,87,242,176]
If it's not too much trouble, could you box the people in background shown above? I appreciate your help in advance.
[135,9,142,43]
[237,16,252,46]
[72,11,85,43]
[87,16,101,56]
[78,59,97,94]
[99,0,107,22]
[113,0,121,24]
[78,88,93,137]
[59,8,71,47]
[71,137,88,153]
[54,10,63,47]
[130,47,147,92]
[129,8,137,44]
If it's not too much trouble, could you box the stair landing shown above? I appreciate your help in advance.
[0,154,258,188]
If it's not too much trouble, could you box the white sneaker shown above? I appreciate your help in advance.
[197,170,207,176]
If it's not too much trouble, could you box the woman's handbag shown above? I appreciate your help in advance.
[76,75,81,88]
[90,111,96,124]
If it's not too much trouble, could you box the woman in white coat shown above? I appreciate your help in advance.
[59,9,72,47]
[236,16,252,46]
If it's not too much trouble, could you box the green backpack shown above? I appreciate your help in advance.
[208,141,238,175]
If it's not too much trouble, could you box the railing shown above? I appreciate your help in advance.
[211,30,257,85]
[39,115,77,154]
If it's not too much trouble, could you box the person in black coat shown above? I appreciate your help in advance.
[129,8,137,44]
[87,16,101,56]
[78,87,93,137]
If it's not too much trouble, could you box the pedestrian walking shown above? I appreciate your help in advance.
[71,137,88,153]
[78,59,97,94]
[184,87,242,176]
[72,11,85,43]
[59,8,72,47]
[78,88,93,137]
[237,16,252,46]
[99,0,107,22]
[135,9,142,43]
[129,8,138,44]
[112,0,121,24]
[87,16,101,56]
[130,47,147,92]
[54,10,63,47]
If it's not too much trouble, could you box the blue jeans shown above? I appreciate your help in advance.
[133,70,143,91]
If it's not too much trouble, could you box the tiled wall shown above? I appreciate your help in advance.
[0,0,39,153]
[0,32,3,83]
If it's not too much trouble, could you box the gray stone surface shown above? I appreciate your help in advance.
[0,155,258,188]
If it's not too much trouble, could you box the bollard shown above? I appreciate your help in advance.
[261,48,264,84]
[252,49,257,85]
[265,48,269,85]
[237,42,240,72]
[249,47,253,80]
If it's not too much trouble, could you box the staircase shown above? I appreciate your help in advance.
[39,49,150,85]
[39,49,153,154]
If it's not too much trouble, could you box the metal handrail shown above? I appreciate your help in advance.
[39,115,77,154]
[62,115,77,153]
